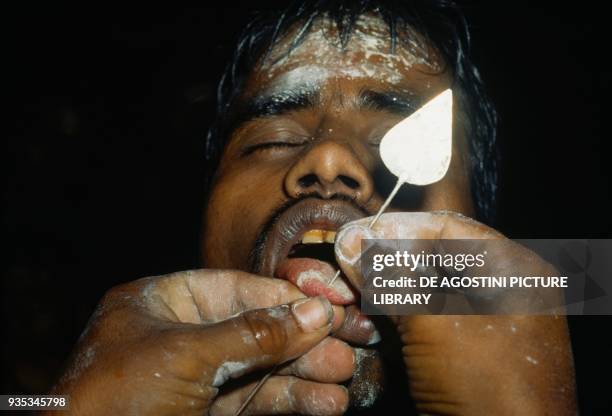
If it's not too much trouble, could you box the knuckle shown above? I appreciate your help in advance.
[96,278,154,324]
[242,306,291,356]
[103,276,153,304]
[98,283,136,314]
[271,279,302,302]
[101,283,129,303]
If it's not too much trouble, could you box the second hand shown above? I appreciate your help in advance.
[327,178,405,287]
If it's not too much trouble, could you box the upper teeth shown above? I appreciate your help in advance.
[301,229,337,244]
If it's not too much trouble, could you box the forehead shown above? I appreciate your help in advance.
[242,14,448,102]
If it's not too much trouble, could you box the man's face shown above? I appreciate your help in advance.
[202,15,473,274]
[201,14,474,408]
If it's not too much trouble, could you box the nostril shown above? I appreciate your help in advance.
[298,174,318,188]
[338,175,360,190]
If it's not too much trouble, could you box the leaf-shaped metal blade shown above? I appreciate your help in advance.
[379,88,453,185]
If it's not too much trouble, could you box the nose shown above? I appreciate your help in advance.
[284,140,374,204]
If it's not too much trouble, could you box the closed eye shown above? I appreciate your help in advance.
[241,141,307,156]
[368,136,383,148]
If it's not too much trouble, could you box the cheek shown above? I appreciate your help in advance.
[202,161,288,269]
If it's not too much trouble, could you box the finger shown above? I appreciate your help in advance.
[275,258,357,305]
[210,375,349,416]
[334,211,564,313]
[201,296,334,387]
[334,211,501,289]
[333,304,381,346]
[275,259,380,345]
[143,269,306,323]
[339,211,501,240]
[277,337,355,383]
[330,305,345,333]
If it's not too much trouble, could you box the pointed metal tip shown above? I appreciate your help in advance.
[327,269,341,287]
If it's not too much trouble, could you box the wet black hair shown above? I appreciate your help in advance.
[205,0,499,224]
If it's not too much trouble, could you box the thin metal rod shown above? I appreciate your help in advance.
[327,269,342,287]
[368,179,403,228]
[327,178,404,287]
[234,364,278,416]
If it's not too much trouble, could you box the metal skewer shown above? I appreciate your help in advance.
[327,178,405,287]
[234,364,278,416]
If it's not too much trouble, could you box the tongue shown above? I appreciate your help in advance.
[275,258,357,305]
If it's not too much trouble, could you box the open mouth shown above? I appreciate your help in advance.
[256,198,381,346]
[258,198,366,305]
[281,228,356,305]
[288,229,337,262]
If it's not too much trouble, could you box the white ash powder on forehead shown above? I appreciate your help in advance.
[352,14,433,66]
[264,13,437,86]
[265,64,331,87]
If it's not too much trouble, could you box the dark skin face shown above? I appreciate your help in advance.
[201,19,475,409]
[52,16,576,416]
[202,18,474,272]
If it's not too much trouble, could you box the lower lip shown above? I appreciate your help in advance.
[277,258,381,346]
[275,258,356,305]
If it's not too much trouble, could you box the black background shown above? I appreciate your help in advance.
[4,2,611,413]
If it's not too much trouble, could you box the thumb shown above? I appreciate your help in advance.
[200,296,333,387]
[333,212,468,290]
[334,219,381,291]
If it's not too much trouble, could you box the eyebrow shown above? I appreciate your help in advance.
[229,84,423,131]
[230,84,319,129]
[358,89,423,115]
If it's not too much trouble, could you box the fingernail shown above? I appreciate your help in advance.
[368,329,382,345]
[292,296,333,332]
[335,225,376,266]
